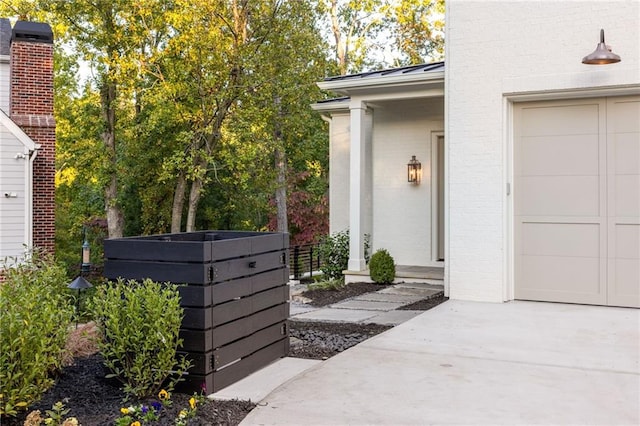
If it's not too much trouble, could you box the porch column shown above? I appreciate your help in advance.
[348,100,367,271]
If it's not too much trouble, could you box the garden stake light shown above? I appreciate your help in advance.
[68,227,93,327]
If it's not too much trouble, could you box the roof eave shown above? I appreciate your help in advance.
[317,70,445,94]
[0,110,38,151]
[310,100,350,113]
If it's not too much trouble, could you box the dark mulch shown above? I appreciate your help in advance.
[288,320,392,360]
[3,354,254,426]
[4,282,445,425]
[397,294,449,311]
[301,282,391,306]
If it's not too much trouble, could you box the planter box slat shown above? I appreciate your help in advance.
[104,230,289,394]
[212,338,289,391]
[211,268,287,304]
[177,338,289,394]
[179,320,287,375]
[104,260,210,284]
[177,285,213,308]
[211,250,286,283]
[211,303,289,348]
[212,286,289,327]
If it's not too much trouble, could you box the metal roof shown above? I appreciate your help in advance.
[0,18,11,55]
[323,62,444,83]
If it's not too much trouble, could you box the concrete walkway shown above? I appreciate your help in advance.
[241,300,640,425]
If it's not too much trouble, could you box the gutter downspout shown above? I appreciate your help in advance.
[26,144,40,256]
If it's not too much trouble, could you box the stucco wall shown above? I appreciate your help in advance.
[446,0,640,301]
[372,98,444,265]
[328,111,351,234]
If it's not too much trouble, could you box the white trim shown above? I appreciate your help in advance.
[431,131,445,264]
[503,97,514,302]
[25,147,37,253]
[318,71,444,93]
[0,110,38,151]
[310,101,349,113]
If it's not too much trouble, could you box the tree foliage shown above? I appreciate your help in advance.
[0,0,445,274]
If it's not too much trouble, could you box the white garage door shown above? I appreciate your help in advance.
[514,96,639,308]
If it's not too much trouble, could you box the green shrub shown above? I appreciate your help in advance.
[318,230,370,281]
[0,251,73,418]
[369,249,396,284]
[90,279,191,399]
[318,230,350,281]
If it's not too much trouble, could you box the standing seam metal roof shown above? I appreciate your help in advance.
[323,62,444,82]
[0,18,11,56]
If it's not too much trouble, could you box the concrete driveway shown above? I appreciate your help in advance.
[241,300,640,425]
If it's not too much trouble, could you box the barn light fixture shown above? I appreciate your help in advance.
[582,29,621,65]
[407,155,421,184]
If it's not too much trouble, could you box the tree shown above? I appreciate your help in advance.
[320,0,445,74]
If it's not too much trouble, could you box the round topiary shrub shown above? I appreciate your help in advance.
[369,249,396,284]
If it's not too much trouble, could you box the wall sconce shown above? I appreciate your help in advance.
[407,155,421,184]
[582,29,621,65]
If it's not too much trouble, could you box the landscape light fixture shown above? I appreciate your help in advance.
[68,276,93,328]
[81,227,91,274]
[407,155,421,184]
[582,29,621,65]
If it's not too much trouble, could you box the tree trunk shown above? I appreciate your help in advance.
[330,0,347,74]
[171,172,187,233]
[101,78,124,238]
[274,145,288,234]
[186,175,203,232]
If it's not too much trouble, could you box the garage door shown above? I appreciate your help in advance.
[514,96,639,308]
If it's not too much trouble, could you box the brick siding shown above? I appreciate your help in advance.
[10,39,56,254]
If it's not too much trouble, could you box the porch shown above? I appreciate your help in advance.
[344,265,444,286]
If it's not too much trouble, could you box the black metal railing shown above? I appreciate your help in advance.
[290,242,322,280]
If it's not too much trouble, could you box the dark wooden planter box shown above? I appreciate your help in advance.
[103,230,289,393]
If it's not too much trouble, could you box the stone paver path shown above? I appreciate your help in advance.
[290,282,443,326]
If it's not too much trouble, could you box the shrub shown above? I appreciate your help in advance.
[318,230,350,281]
[318,230,370,281]
[90,279,191,399]
[0,251,73,418]
[369,249,396,284]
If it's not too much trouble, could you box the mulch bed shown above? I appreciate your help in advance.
[2,354,254,426]
[288,321,392,360]
[397,294,448,311]
[4,282,446,425]
[301,282,391,306]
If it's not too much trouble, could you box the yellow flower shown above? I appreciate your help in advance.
[62,418,79,426]
[131,422,141,426]
[189,397,197,409]
[120,407,129,414]
[179,409,187,419]
[45,419,54,425]
[158,389,169,400]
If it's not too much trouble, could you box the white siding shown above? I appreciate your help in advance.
[0,121,29,260]
[446,0,640,302]
[372,98,444,266]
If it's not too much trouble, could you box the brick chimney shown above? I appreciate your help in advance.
[10,21,55,254]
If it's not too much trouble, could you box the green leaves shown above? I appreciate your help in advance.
[90,279,191,399]
[0,252,73,417]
